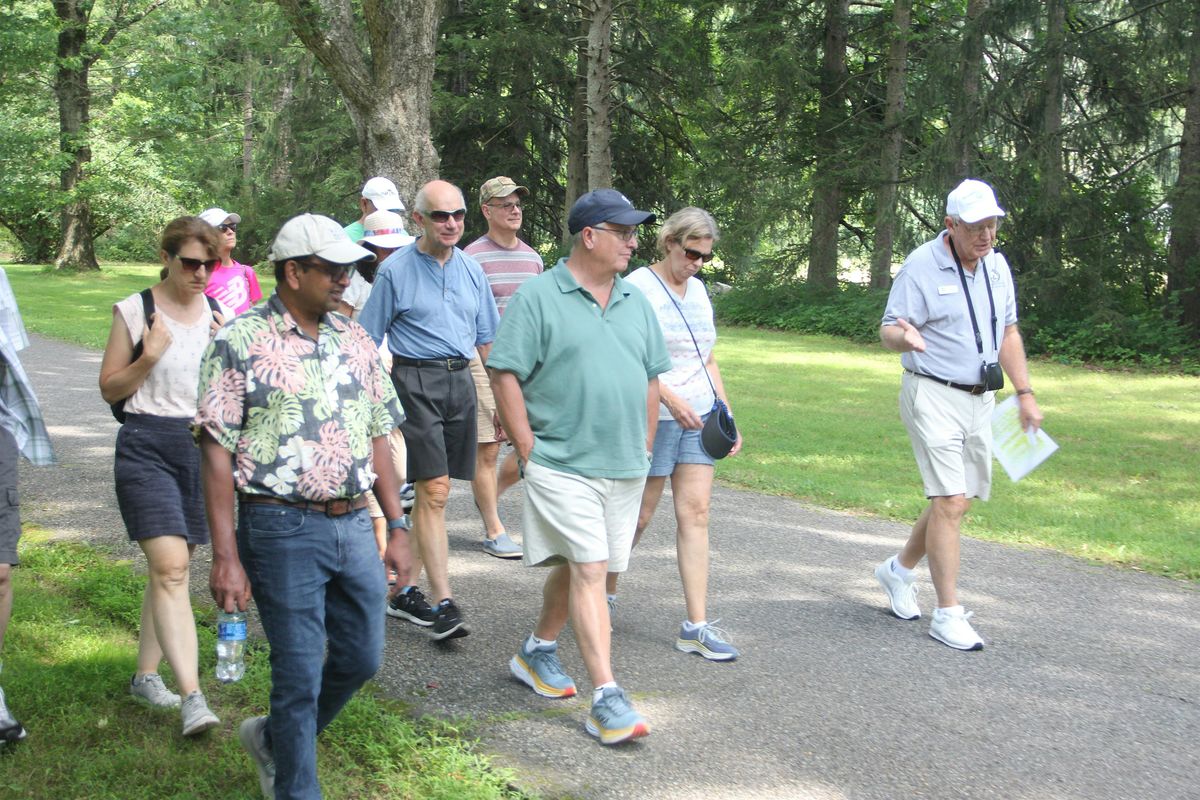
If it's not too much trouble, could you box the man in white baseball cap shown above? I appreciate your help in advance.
[875,178,1043,651]
[197,212,410,799]
[344,177,408,243]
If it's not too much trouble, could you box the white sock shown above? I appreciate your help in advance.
[936,604,964,617]
[890,556,913,579]
[592,681,618,703]
[682,619,706,633]
[525,634,555,651]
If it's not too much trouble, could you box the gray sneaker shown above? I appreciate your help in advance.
[482,531,523,559]
[239,716,276,799]
[181,690,220,736]
[0,685,27,743]
[129,673,182,709]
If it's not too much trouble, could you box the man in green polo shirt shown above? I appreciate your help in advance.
[488,188,670,746]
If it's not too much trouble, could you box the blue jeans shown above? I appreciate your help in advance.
[237,504,386,800]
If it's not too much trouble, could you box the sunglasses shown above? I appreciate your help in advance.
[299,259,355,282]
[424,208,466,223]
[217,223,238,233]
[682,247,714,263]
[176,255,219,272]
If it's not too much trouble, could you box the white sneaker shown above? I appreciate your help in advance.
[929,607,984,651]
[874,557,920,620]
[181,690,220,736]
[129,673,182,709]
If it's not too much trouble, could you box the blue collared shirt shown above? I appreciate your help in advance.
[359,241,500,359]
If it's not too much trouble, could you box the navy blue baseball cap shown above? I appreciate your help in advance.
[567,189,656,234]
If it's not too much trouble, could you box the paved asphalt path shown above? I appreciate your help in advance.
[16,334,1200,800]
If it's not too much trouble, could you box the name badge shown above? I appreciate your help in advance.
[937,284,959,295]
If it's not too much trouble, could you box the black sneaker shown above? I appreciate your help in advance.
[431,599,470,641]
[387,587,436,627]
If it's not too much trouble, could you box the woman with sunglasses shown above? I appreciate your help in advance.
[198,207,262,315]
[605,206,743,661]
[99,216,232,736]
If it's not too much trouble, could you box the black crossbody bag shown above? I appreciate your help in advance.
[110,289,220,423]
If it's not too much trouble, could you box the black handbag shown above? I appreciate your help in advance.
[646,269,738,459]
[110,289,220,423]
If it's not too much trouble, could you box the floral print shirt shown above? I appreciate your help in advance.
[193,292,404,502]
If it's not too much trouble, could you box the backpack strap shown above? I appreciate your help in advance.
[134,288,156,353]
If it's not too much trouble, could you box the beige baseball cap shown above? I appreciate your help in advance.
[268,214,374,263]
[479,176,528,205]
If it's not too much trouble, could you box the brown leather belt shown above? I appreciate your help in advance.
[238,494,368,517]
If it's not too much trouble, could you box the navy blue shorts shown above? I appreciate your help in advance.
[114,414,210,544]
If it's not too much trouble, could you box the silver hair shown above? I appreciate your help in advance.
[657,207,719,255]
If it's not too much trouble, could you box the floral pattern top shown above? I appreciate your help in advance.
[193,292,404,502]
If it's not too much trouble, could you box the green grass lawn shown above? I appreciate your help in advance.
[0,528,522,799]
[5,261,1198,580]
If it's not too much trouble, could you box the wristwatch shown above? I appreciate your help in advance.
[386,516,409,531]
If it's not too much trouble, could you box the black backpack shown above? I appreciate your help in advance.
[110,289,221,424]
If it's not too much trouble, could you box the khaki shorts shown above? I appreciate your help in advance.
[470,355,501,443]
[521,459,645,571]
[899,371,993,500]
[366,429,408,519]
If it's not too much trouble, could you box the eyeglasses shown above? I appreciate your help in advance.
[423,208,467,223]
[298,259,355,282]
[176,255,219,272]
[957,219,1000,236]
[682,247,714,263]
[217,223,238,233]
[487,201,522,212]
[592,225,638,243]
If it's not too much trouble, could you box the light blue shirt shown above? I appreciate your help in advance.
[882,231,1018,386]
[360,241,500,359]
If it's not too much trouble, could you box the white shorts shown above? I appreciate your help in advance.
[469,355,501,443]
[899,372,993,500]
[521,459,645,571]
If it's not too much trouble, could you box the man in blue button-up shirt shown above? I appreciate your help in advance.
[361,180,500,642]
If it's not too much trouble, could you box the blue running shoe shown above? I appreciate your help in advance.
[675,621,739,661]
[510,643,577,698]
[586,686,649,745]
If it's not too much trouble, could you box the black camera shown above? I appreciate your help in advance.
[981,362,1004,391]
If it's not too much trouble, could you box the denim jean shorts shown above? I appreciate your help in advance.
[649,415,715,477]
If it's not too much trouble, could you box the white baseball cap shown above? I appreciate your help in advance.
[357,210,415,249]
[198,207,241,227]
[946,179,1005,224]
[268,214,375,263]
[361,177,406,213]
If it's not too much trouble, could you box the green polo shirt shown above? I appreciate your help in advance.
[487,259,671,479]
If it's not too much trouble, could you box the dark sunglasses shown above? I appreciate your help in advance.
[425,208,466,223]
[683,247,714,263]
[299,259,355,282]
[217,223,238,233]
[176,255,219,272]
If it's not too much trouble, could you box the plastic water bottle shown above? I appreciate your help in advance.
[216,610,247,683]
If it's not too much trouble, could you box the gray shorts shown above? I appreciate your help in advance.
[391,361,477,482]
[0,426,21,565]
[114,414,211,544]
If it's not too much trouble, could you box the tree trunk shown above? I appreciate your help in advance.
[52,0,99,271]
[241,51,255,206]
[949,0,989,179]
[870,0,912,289]
[1167,9,1200,333]
[564,16,590,244]
[807,0,849,290]
[1037,0,1066,280]
[585,0,614,190]
[273,0,441,204]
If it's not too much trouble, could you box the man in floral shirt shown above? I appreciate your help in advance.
[195,213,410,800]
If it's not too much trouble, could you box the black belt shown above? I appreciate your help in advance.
[905,369,987,396]
[393,356,469,371]
[239,494,368,517]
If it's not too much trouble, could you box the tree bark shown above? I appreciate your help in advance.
[585,0,614,190]
[52,0,98,271]
[1037,0,1066,280]
[273,0,441,204]
[870,0,912,289]
[1167,9,1200,333]
[241,51,255,206]
[807,0,849,290]
[949,0,989,179]
[564,15,590,244]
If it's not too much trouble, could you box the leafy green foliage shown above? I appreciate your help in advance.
[714,281,890,343]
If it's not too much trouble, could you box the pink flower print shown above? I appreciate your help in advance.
[311,421,353,472]
[343,336,376,387]
[248,337,305,393]
[203,368,246,426]
[295,462,343,499]
[235,446,256,487]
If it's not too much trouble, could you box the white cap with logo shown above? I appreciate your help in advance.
[198,207,241,227]
[269,214,375,264]
[946,179,1005,224]
[361,177,406,213]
